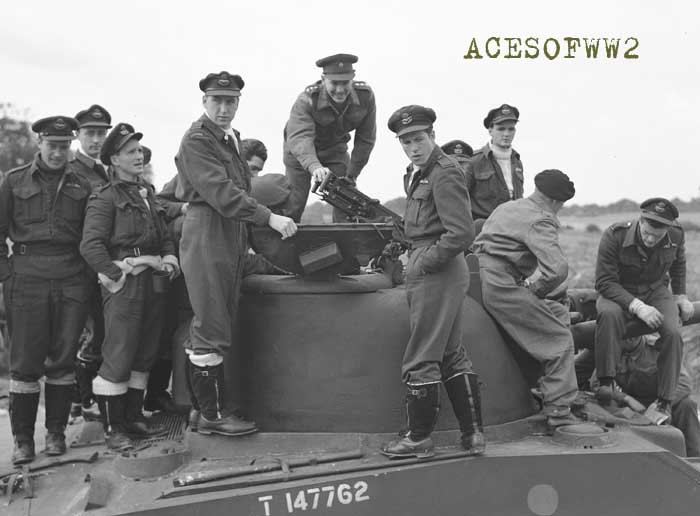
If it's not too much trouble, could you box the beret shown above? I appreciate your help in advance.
[388,105,436,137]
[534,169,575,201]
[100,123,143,164]
[31,116,78,141]
[640,197,679,225]
[483,104,519,128]
[316,53,358,80]
[441,139,473,157]
[74,104,112,128]
[199,71,244,97]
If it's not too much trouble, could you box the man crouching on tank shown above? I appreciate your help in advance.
[474,170,578,420]
[381,105,485,459]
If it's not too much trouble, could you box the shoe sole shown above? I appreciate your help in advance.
[12,456,35,465]
[197,427,259,437]
[379,449,435,459]
[45,449,66,456]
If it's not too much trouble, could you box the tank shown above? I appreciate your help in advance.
[3,224,700,516]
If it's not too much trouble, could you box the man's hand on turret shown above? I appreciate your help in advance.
[269,213,298,240]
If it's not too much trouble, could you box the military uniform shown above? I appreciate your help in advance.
[0,116,91,463]
[283,54,376,222]
[441,140,473,173]
[473,175,577,414]
[594,201,686,403]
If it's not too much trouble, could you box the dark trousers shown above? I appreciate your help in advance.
[77,281,105,362]
[402,247,472,385]
[98,270,165,383]
[595,286,683,400]
[284,152,349,223]
[6,272,89,382]
[180,204,246,355]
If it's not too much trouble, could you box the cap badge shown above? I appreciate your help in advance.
[654,202,665,213]
[502,107,511,114]
[54,119,66,129]
[454,144,463,153]
[401,113,412,125]
[119,126,129,136]
[217,78,230,86]
[92,110,103,119]
[339,62,344,68]
[220,72,229,79]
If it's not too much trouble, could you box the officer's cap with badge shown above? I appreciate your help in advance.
[31,116,79,141]
[483,104,520,128]
[388,105,437,137]
[640,198,679,226]
[199,71,245,97]
[100,123,143,164]
[316,53,358,81]
[74,104,112,129]
[441,139,474,157]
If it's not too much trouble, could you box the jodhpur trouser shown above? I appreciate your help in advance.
[401,246,473,386]
[180,204,247,355]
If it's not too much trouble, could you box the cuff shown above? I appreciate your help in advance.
[253,204,273,227]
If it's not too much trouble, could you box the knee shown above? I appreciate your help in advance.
[673,396,697,417]
[596,303,624,323]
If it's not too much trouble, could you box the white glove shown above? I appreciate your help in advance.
[629,298,664,329]
[674,294,694,322]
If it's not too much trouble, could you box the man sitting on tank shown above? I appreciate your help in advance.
[473,170,578,420]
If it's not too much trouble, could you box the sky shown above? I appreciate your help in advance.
[2,0,699,207]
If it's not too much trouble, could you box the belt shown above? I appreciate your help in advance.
[14,242,78,256]
[476,254,526,282]
[409,237,438,249]
[111,247,159,261]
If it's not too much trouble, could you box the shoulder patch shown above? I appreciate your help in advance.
[352,80,372,91]
[192,121,204,129]
[437,155,457,168]
[304,83,321,95]
[610,221,633,231]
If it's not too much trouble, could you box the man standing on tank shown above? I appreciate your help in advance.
[381,105,485,459]
[175,71,297,437]
[283,53,376,222]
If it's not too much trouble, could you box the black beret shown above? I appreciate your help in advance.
[251,173,292,209]
[100,123,143,164]
[315,53,358,80]
[534,169,575,201]
[441,140,474,157]
[74,104,112,129]
[31,116,78,141]
[640,197,679,225]
[483,104,520,128]
[142,146,152,165]
[388,105,437,137]
[199,71,244,96]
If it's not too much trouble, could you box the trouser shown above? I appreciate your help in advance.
[98,271,165,383]
[180,204,247,355]
[284,151,349,223]
[6,272,89,383]
[672,397,700,457]
[595,286,683,400]
[74,281,105,406]
[478,255,577,409]
[402,247,473,386]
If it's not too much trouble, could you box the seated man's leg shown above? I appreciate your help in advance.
[594,296,627,386]
[671,396,700,457]
[645,286,683,401]
[284,158,312,223]
[574,348,596,390]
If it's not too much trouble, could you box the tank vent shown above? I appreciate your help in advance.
[552,423,618,449]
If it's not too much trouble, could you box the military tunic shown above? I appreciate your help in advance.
[0,154,91,386]
[399,147,475,385]
[473,195,577,410]
[68,151,111,193]
[283,81,376,221]
[594,220,685,400]
[464,144,524,221]
[175,115,271,355]
[80,178,174,383]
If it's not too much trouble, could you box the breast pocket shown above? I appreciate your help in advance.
[114,201,145,239]
[58,185,88,223]
[12,186,45,223]
[406,185,432,225]
[473,168,499,200]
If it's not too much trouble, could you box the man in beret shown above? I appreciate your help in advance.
[594,198,691,422]
[68,104,113,423]
[283,53,376,222]
[464,104,524,226]
[0,116,92,463]
[381,105,484,459]
[175,72,297,438]
[474,170,578,420]
[441,139,473,172]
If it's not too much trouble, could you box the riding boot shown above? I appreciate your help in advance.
[381,383,439,458]
[44,383,73,456]
[9,392,39,465]
[185,359,200,431]
[123,388,168,437]
[444,373,486,455]
[76,357,101,420]
[96,394,133,451]
[190,363,257,436]
[144,359,178,413]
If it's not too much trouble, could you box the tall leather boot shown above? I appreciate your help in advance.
[96,394,134,452]
[381,384,439,458]
[185,359,200,431]
[190,363,257,436]
[144,359,178,413]
[444,373,486,455]
[124,388,168,437]
[44,383,73,456]
[9,392,39,465]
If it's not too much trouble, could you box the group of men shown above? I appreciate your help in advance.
[1,51,698,466]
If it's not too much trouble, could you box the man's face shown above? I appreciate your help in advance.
[111,139,144,177]
[488,120,517,149]
[639,218,669,248]
[77,127,108,159]
[203,95,239,129]
[322,76,353,104]
[399,130,436,168]
[38,137,72,170]
[247,156,265,177]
